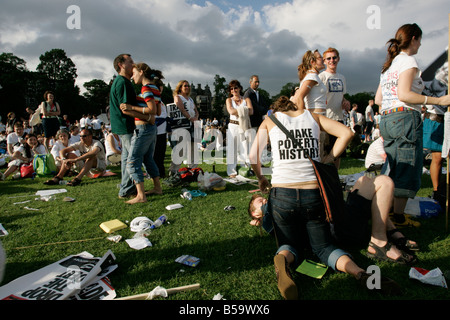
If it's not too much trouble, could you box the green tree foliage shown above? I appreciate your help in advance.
[212,74,227,119]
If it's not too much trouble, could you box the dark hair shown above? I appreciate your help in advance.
[113,54,131,73]
[273,96,298,112]
[381,23,422,73]
[23,133,39,158]
[133,62,164,82]
[43,90,55,100]
[227,80,243,97]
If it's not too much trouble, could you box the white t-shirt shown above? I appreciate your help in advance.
[319,71,346,121]
[269,111,320,184]
[301,72,327,115]
[365,105,374,122]
[379,52,424,113]
[156,102,168,135]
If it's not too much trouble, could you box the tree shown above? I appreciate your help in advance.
[83,79,110,114]
[36,49,77,82]
[272,82,299,101]
[212,74,227,119]
[0,53,29,120]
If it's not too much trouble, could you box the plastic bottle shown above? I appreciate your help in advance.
[181,188,192,200]
[151,215,167,229]
[59,180,68,185]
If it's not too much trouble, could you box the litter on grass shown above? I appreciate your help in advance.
[409,267,448,288]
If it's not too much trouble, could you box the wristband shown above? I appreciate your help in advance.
[423,96,428,105]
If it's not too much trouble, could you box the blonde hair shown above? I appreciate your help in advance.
[174,80,190,96]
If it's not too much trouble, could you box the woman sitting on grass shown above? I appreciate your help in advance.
[0,133,46,180]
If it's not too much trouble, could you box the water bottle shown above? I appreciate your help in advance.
[59,180,68,185]
[151,215,167,229]
[181,188,192,200]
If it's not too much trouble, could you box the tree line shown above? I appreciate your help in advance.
[0,49,375,124]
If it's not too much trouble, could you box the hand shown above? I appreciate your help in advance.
[438,94,450,106]
[120,103,131,111]
[258,176,270,194]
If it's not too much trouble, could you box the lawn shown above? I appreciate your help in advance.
[0,150,449,302]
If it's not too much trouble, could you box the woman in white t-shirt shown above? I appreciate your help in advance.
[293,50,327,115]
[375,23,450,228]
[293,50,327,158]
[0,133,46,180]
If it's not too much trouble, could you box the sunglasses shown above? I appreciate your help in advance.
[326,56,338,61]
[231,87,240,91]
[80,135,91,138]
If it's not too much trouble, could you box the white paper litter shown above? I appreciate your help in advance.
[147,286,168,300]
[35,189,67,197]
[409,267,448,288]
[125,238,152,250]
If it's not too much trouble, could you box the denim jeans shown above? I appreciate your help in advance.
[269,187,348,270]
[127,123,159,183]
[118,133,136,197]
[380,110,423,198]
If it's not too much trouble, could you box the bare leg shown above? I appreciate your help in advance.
[126,182,147,204]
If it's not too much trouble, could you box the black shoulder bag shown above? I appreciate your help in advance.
[268,114,344,223]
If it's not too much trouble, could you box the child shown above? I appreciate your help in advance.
[248,194,273,235]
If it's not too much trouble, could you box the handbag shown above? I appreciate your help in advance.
[20,162,34,178]
[268,114,344,223]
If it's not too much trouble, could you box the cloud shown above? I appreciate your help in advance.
[0,0,447,97]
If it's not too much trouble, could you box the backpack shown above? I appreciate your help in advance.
[178,167,204,182]
[33,154,57,176]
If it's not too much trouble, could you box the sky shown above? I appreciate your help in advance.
[0,0,448,99]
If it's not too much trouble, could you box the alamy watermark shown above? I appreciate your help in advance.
[66,5,81,30]
[366,5,381,30]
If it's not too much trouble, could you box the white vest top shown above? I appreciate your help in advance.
[269,111,320,184]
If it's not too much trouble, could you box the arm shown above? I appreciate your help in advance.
[66,146,100,164]
[292,79,315,110]
[249,119,270,193]
[225,98,238,116]
[245,98,254,115]
[59,146,76,161]
[174,95,198,122]
[107,134,121,154]
[398,68,450,106]
[315,114,354,163]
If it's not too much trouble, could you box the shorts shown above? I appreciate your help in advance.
[423,118,443,152]
[380,110,423,198]
[42,117,60,138]
[332,190,372,246]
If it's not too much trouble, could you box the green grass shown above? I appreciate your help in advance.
[0,150,449,301]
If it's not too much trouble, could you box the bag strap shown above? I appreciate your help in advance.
[268,114,312,159]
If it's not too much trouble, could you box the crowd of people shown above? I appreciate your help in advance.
[0,22,449,300]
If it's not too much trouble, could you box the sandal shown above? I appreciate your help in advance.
[43,176,62,185]
[387,229,419,252]
[367,241,417,265]
[67,178,81,186]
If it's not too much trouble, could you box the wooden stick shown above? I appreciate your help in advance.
[115,283,201,300]
[447,13,449,232]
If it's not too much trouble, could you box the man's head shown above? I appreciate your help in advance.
[13,122,24,136]
[248,194,267,225]
[249,75,260,90]
[113,54,134,79]
[80,129,93,145]
[323,47,340,73]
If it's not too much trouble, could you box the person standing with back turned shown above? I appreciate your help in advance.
[375,23,450,227]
